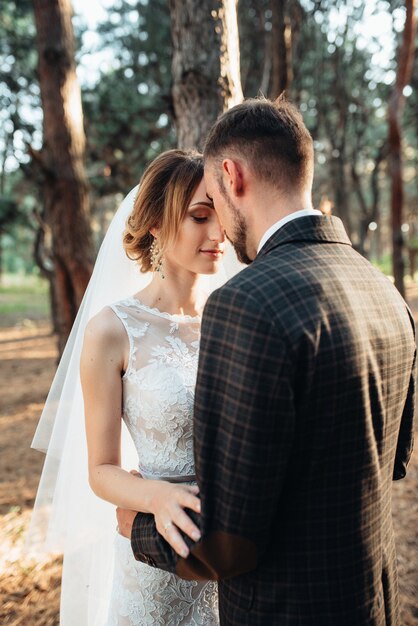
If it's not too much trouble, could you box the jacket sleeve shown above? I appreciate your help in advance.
[130,509,197,574]
[393,309,416,480]
[132,284,296,580]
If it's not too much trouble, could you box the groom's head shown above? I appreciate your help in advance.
[203,96,314,263]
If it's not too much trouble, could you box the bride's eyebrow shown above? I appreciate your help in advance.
[189,201,214,209]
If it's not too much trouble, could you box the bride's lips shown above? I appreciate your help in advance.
[199,249,224,258]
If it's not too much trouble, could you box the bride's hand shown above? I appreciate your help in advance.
[150,481,201,558]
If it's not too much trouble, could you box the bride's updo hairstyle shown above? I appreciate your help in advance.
[123,149,204,273]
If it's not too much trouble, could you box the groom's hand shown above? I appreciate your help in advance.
[116,507,137,539]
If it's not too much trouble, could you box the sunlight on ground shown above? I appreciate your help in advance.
[0,323,56,361]
[0,508,57,574]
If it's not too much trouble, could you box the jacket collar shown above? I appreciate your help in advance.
[256,215,352,259]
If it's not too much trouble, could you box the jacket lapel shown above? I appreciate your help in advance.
[256,215,352,259]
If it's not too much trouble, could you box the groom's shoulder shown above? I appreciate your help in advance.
[218,263,264,295]
[222,256,284,294]
[208,263,276,313]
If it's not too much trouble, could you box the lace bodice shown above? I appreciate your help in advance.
[106,298,219,625]
[110,297,201,481]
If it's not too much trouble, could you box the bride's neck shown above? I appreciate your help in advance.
[136,271,207,317]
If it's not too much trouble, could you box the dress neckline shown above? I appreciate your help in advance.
[126,297,201,322]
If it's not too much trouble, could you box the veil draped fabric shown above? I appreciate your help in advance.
[27,185,241,625]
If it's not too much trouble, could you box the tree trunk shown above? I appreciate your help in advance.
[255,0,272,96]
[388,0,416,297]
[331,152,351,238]
[369,142,387,261]
[287,0,304,104]
[350,162,370,257]
[32,0,94,355]
[270,0,293,98]
[323,48,351,237]
[169,0,243,149]
[33,207,59,335]
[350,142,386,258]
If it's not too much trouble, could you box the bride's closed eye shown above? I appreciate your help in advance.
[191,216,208,223]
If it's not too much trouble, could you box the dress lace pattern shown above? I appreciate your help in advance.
[105,298,219,625]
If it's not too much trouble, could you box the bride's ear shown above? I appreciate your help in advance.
[149,226,160,238]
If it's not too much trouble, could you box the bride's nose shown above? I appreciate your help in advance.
[209,217,225,243]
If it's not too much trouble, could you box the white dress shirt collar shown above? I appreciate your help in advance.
[257,209,322,254]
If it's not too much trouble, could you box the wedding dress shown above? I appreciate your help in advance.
[103,297,219,625]
[28,184,241,625]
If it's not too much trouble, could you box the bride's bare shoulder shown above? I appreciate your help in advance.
[81,307,127,379]
[83,306,126,351]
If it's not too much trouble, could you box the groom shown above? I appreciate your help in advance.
[117,97,416,625]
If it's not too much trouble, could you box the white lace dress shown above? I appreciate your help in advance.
[104,297,219,626]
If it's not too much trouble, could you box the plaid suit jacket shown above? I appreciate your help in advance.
[131,215,416,625]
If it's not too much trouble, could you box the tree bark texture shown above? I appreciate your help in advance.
[330,151,350,237]
[321,47,351,237]
[388,0,416,297]
[32,0,93,354]
[169,0,243,150]
[350,142,386,258]
[270,0,293,98]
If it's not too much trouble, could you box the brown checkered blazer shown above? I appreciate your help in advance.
[131,215,416,625]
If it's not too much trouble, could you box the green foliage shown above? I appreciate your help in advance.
[2,0,417,280]
[0,1,40,173]
[372,253,393,276]
[0,1,41,276]
[0,166,38,274]
[0,274,49,322]
[81,0,175,194]
[0,273,47,294]
[0,196,17,229]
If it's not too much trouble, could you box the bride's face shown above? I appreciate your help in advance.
[163,178,226,275]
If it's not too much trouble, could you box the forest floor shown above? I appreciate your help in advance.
[0,280,417,625]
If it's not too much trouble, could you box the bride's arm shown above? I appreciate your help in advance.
[80,309,201,556]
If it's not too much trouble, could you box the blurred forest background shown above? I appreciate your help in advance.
[1,2,418,624]
[1,0,417,351]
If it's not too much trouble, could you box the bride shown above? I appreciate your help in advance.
[28,149,240,625]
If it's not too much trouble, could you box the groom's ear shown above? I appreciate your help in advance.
[222,159,245,197]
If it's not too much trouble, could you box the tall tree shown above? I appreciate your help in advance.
[270,0,293,97]
[238,0,271,96]
[169,0,243,149]
[32,0,94,354]
[388,0,416,296]
[238,0,303,99]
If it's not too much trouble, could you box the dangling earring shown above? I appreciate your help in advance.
[150,237,165,279]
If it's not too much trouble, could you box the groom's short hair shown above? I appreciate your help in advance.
[204,95,314,192]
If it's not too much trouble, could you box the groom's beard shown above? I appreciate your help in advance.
[219,185,252,265]
[227,211,252,265]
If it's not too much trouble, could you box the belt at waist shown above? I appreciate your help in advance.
[145,474,197,483]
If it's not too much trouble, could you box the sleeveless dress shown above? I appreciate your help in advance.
[105,297,219,626]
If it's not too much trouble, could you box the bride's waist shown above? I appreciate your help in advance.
[141,472,197,484]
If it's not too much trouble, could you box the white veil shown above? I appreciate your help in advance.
[27,185,241,625]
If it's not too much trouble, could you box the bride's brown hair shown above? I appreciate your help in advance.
[123,149,204,272]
